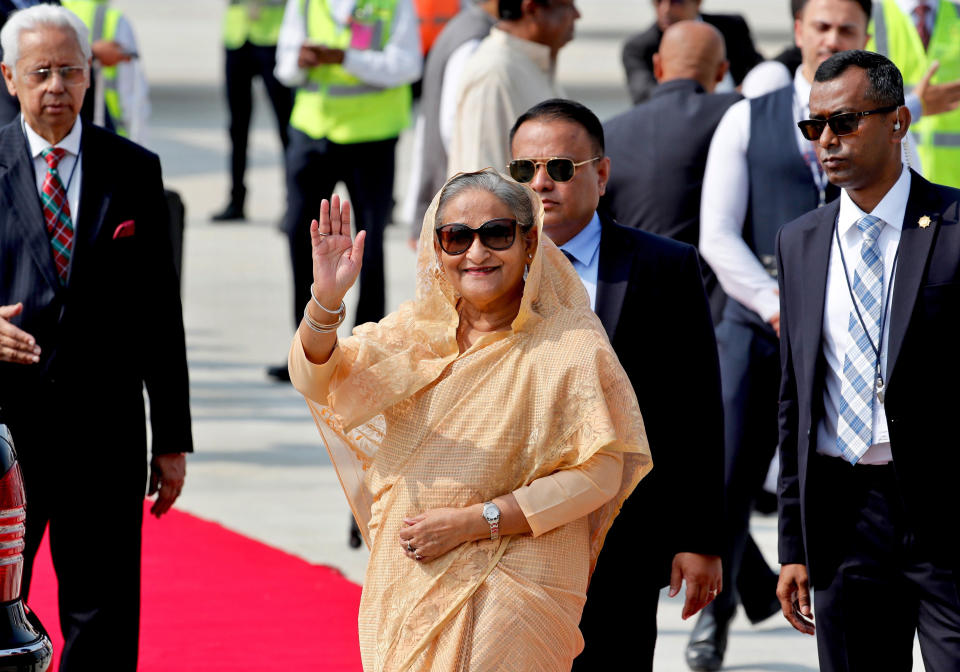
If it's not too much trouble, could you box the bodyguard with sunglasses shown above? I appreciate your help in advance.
[508,99,725,672]
[776,50,960,671]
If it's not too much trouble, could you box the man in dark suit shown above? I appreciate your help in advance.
[777,50,960,671]
[0,6,191,670]
[603,19,740,322]
[622,0,762,104]
[509,98,724,672]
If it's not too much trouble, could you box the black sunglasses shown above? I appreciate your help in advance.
[797,105,899,141]
[507,157,600,183]
[435,218,519,255]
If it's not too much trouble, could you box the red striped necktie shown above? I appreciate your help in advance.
[915,2,932,50]
[40,147,74,285]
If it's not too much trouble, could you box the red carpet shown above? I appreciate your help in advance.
[26,502,363,671]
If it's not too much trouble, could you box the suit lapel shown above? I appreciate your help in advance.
[0,123,60,292]
[798,201,837,391]
[69,125,111,285]
[595,216,630,341]
[887,172,939,384]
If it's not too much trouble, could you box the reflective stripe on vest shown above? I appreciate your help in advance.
[289,0,411,143]
[869,0,960,187]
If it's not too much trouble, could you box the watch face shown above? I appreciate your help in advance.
[483,502,500,522]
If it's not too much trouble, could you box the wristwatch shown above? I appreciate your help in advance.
[482,501,501,541]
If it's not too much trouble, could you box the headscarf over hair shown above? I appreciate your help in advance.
[300,169,650,669]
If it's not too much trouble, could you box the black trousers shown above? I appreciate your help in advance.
[813,455,960,672]
[574,573,660,671]
[224,41,293,205]
[284,129,396,328]
[9,415,146,672]
[708,299,780,622]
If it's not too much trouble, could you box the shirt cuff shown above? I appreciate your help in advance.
[754,289,782,323]
[513,450,623,538]
[906,92,923,122]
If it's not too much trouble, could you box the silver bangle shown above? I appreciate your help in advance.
[303,305,344,333]
[311,284,345,316]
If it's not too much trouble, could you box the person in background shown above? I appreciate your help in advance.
[602,20,739,323]
[268,0,422,382]
[212,0,292,222]
[777,49,960,672]
[0,6,192,669]
[446,0,577,176]
[621,0,762,105]
[508,98,724,672]
[691,1,873,669]
[403,0,497,246]
[62,0,150,144]
[868,0,960,188]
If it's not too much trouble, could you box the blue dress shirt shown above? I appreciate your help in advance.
[559,211,602,310]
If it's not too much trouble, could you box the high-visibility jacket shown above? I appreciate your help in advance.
[869,0,960,187]
[289,0,411,143]
[223,0,286,49]
[413,0,458,55]
[63,0,127,136]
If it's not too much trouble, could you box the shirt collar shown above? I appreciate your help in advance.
[22,115,82,160]
[490,27,553,76]
[559,211,602,265]
[838,164,910,237]
[897,0,933,14]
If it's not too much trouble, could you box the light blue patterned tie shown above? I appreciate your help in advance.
[837,215,884,464]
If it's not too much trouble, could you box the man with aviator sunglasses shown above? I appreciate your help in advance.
[510,99,725,672]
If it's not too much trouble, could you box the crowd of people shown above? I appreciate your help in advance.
[1,0,960,671]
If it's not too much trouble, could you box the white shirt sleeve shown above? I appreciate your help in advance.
[341,0,422,87]
[112,16,150,145]
[439,38,481,152]
[699,99,781,322]
[275,0,309,88]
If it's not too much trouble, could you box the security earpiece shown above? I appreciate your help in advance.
[894,113,901,131]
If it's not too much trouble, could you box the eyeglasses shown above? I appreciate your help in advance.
[507,157,600,183]
[797,105,899,141]
[435,218,518,255]
[22,66,87,87]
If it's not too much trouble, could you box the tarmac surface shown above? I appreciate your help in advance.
[110,1,923,669]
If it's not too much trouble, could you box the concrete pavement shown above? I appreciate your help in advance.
[109,1,921,669]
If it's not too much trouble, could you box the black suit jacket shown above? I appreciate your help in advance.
[602,78,741,322]
[776,171,960,587]
[589,213,724,585]
[622,13,763,105]
[0,120,192,470]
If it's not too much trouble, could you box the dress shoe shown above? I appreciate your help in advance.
[266,364,290,382]
[211,202,246,222]
[685,605,732,671]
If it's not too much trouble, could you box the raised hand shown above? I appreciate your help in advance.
[311,194,365,310]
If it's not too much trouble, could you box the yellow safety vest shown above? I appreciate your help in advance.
[223,0,286,49]
[63,0,126,137]
[869,0,960,187]
[289,0,411,143]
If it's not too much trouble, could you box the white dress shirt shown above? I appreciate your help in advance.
[817,165,911,465]
[274,0,422,89]
[559,211,601,311]
[23,115,83,231]
[897,0,937,35]
[700,70,815,321]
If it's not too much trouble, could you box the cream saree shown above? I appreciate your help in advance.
[298,174,651,671]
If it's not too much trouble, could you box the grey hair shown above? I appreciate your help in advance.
[1,4,91,73]
[435,170,536,232]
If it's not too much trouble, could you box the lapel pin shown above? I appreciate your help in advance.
[918,215,931,229]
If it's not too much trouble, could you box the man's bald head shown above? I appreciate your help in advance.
[653,20,728,92]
